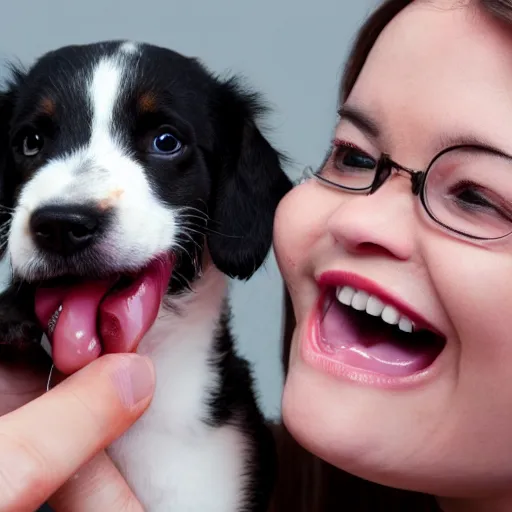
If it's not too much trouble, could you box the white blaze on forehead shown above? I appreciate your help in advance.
[89,57,123,144]
[8,54,178,279]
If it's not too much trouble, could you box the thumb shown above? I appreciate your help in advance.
[0,353,154,512]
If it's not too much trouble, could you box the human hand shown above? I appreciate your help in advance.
[0,349,155,512]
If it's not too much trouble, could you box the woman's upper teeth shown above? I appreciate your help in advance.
[336,285,415,333]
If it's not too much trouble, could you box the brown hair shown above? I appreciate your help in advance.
[271,0,512,510]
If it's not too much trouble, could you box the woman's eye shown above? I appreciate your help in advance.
[450,182,512,220]
[151,131,183,156]
[21,131,44,157]
[455,188,494,209]
[335,147,376,170]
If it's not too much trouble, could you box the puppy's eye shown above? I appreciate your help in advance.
[151,130,182,156]
[21,131,44,157]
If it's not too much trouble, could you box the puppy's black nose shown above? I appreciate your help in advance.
[30,205,106,256]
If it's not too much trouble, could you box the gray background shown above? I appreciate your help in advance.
[0,0,378,421]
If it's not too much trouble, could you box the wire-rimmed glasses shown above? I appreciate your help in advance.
[301,141,512,241]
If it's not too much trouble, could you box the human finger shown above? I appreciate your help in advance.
[0,353,154,512]
[49,450,143,512]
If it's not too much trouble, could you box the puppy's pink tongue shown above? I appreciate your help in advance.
[34,257,173,375]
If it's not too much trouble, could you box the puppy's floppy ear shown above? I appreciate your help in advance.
[207,78,293,280]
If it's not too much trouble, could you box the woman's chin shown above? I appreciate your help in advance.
[281,328,456,496]
[282,374,424,491]
[282,362,383,467]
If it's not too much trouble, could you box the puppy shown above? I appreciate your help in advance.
[0,40,292,511]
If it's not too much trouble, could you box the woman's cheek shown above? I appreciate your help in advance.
[274,182,328,275]
[419,236,512,385]
[273,187,304,278]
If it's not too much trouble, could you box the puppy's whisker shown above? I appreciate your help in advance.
[176,236,202,252]
[176,204,209,215]
[182,224,242,239]
[177,216,208,225]
[178,228,202,240]
[171,269,193,291]
[173,242,192,257]
[176,209,209,222]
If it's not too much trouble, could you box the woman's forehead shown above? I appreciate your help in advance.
[343,1,512,156]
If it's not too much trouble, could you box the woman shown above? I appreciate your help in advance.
[271,0,512,510]
[4,0,512,510]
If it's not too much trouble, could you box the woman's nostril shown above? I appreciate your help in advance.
[356,242,398,258]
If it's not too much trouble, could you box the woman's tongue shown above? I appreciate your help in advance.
[34,257,173,375]
[320,297,438,377]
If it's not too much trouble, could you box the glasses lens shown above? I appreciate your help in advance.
[316,142,378,191]
[424,146,512,239]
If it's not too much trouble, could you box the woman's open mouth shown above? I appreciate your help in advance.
[302,273,446,386]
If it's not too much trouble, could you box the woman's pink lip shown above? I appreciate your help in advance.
[299,291,445,389]
[316,270,444,337]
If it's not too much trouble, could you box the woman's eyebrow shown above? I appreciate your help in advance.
[337,107,512,159]
[434,132,512,157]
[337,105,380,139]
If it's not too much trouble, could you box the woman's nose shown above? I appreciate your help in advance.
[326,175,416,260]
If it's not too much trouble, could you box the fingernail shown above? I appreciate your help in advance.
[111,355,155,408]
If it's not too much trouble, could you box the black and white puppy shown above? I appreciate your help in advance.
[0,40,292,511]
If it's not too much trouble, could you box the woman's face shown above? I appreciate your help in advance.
[274,0,512,501]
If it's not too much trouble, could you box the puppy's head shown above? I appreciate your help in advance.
[0,40,292,290]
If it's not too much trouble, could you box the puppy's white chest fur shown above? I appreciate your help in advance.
[107,268,249,511]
